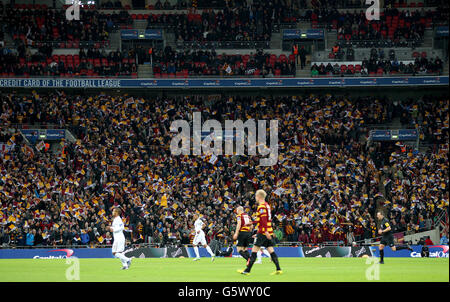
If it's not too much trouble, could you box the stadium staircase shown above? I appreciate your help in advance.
[138,63,153,78]
[133,19,148,30]
[3,32,15,48]
[295,54,312,77]
[443,60,449,75]
[423,28,434,48]
[270,32,283,49]
[107,31,122,51]
[297,21,312,31]
[325,30,338,50]
[164,31,177,49]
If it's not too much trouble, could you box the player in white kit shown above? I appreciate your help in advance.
[256,247,272,264]
[192,214,215,261]
[109,208,132,270]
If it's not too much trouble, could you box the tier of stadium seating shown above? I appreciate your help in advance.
[315,50,444,76]
[0,48,138,78]
[310,0,432,10]
[0,91,448,247]
[311,58,443,77]
[310,8,448,48]
[152,50,296,77]
[3,6,132,47]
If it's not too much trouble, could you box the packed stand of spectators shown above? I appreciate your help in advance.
[311,55,444,77]
[101,0,126,9]
[0,6,130,47]
[0,91,448,248]
[0,44,137,77]
[151,47,296,77]
[307,8,448,47]
[310,0,448,9]
[146,0,296,43]
[149,0,189,10]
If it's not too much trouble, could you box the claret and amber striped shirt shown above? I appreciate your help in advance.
[255,202,273,235]
[237,212,252,232]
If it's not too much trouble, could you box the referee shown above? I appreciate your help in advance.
[377,211,413,264]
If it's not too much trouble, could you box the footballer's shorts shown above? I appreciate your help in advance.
[236,232,252,248]
[380,234,395,247]
[254,233,274,248]
[193,231,207,246]
[112,237,125,253]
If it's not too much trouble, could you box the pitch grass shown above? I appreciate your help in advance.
[0,257,448,282]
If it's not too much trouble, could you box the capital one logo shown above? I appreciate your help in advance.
[365,0,380,21]
[66,0,81,21]
[169,112,278,166]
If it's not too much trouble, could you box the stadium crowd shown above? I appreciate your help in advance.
[0,44,138,77]
[151,47,296,77]
[146,0,296,43]
[311,56,444,76]
[2,7,115,46]
[309,7,448,47]
[0,91,448,249]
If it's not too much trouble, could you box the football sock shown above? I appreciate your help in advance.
[245,252,257,272]
[115,252,129,266]
[257,250,262,260]
[194,246,200,258]
[380,249,384,262]
[206,246,215,257]
[263,249,271,257]
[270,252,281,271]
[239,250,250,260]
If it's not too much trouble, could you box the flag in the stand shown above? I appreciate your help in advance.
[36,140,45,151]
[161,194,168,208]
[209,154,218,165]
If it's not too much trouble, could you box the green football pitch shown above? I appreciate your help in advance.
[0,257,448,282]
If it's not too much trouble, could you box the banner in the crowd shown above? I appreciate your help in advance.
[1,245,446,259]
[0,248,113,259]
[0,143,14,153]
[229,247,304,258]
[124,247,189,258]
[21,129,65,141]
[301,246,374,257]
[0,76,447,89]
[436,26,449,37]
[283,29,324,39]
[121,29,163,40]
[371,129,418,141]
[369,245,449,258]
[121,29,139,39]
[303,246,349,257]
[144,29,163,39]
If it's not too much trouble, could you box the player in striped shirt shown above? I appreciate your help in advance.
[238,189,282,275]
[233,206,253,262]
